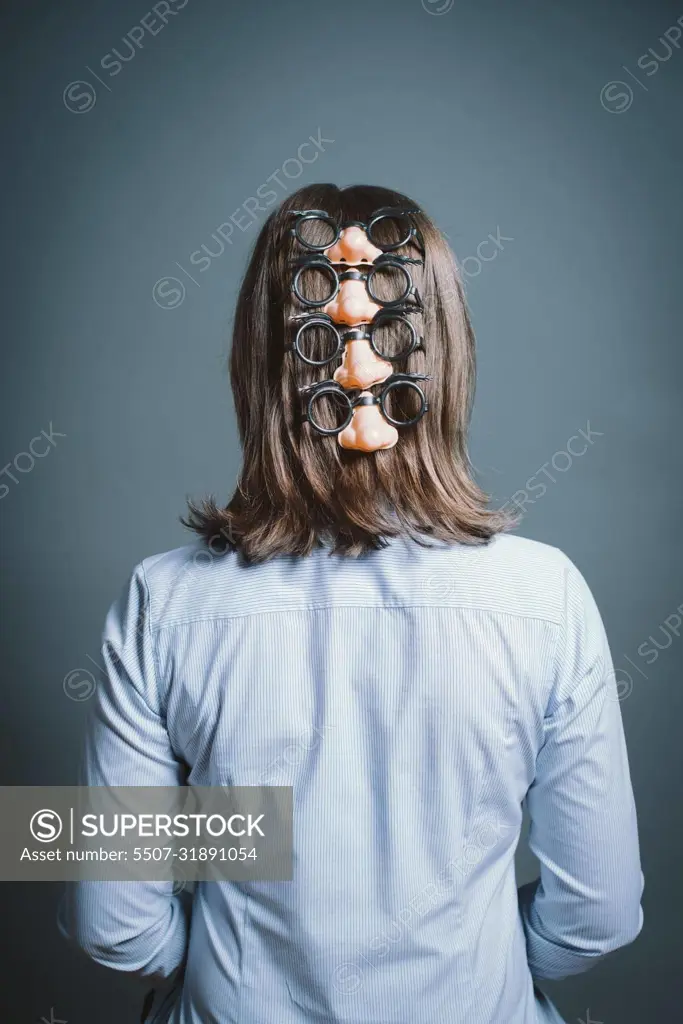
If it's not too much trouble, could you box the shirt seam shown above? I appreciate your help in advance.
[542,562,570,724]
[150,604,564,634]
[140,560,164,719]
[544,562,606,724]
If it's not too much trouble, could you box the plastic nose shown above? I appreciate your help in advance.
[333,338,392,390]
[325,225,382,265]
[323,279,380,326]
[337,401,399,452]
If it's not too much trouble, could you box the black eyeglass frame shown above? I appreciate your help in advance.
[287,206,425,255]
[298,372,432,435]
[291,254,423,309]
[286,309,425,367]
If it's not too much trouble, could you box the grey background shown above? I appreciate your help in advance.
[1,0,681,1019]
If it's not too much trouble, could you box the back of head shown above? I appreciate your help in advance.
[184,183,513,561]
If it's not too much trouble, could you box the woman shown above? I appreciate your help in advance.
[59,183,644,1023]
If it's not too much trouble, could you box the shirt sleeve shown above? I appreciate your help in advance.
[57,561,192,982]
[518,557,644,980]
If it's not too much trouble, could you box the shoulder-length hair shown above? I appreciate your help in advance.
[183,183,515,561]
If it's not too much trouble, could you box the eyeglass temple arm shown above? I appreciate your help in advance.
[384,372,433,384]
[373,253,424,266]
[288,311,335,324]
[369,206,421,217]
[298,379,345,397]
[288,209,331,217]
[289,207,420,219]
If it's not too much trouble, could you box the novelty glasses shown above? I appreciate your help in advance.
[288,206,424,254]
[291,254,423,309]
[299,372,432,436]
[287,309,424,367]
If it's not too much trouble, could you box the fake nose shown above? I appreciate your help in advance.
[337,400,399,452]
[325,225,382,265]
[333,338,393,390]
[323,279,380,326]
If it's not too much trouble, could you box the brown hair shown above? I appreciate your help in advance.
[183,183,515,561]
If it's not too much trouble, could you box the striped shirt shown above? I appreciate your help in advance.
[58,530,644,1023]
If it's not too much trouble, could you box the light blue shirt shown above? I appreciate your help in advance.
[58,531,644,1023]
